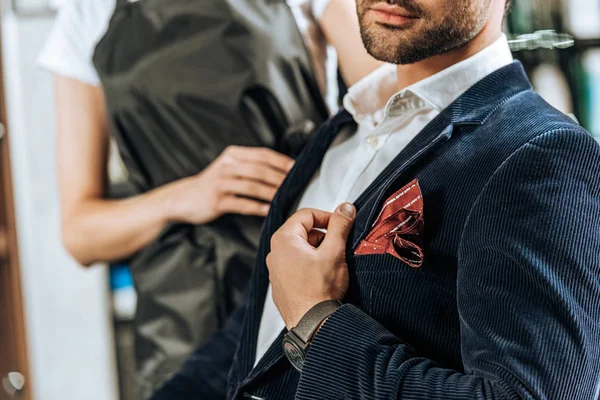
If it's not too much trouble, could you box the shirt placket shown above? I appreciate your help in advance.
[333,120,386,205]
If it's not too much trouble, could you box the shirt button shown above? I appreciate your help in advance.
[366,135,379,148]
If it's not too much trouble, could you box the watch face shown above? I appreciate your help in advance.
[283,338,305,372]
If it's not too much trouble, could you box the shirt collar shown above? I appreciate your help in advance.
[343,34,514,125]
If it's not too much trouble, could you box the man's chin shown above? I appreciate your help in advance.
[361,32,420,64]
[365,44,434,65]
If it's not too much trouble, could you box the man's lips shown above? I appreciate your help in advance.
[367,3,419,26]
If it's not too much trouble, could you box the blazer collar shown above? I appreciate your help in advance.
[452,61,532,126]
[232,60,533,387]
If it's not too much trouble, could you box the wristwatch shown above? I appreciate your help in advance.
[282,300,341,372]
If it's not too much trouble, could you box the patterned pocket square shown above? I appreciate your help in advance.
[354,179,424,268]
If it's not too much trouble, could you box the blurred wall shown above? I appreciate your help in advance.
[1,8,118,400]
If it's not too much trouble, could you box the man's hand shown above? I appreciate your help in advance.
[266,203,356,329]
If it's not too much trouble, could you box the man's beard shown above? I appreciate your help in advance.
[358,0,490,65]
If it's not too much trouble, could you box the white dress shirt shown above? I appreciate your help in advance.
[254,34,514,365]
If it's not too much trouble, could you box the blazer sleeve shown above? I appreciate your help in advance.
[150,297,247,400]
[295,128,600,400]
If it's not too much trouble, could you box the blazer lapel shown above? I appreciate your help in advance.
[347,109,454,250]
[348,61,533,250]
[231,111,456,390]
[232,110,355,384]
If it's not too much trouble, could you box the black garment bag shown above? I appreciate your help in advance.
[93,0,327,397]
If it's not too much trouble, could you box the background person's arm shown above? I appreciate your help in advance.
[320,0,383,86]
[56,75,171,265]
[56,75,293,266]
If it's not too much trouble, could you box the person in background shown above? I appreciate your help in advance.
[151,0,600,398]
[37,0,381,398]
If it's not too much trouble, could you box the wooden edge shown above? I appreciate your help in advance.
[0,21,32,400]
[0,228,7,260]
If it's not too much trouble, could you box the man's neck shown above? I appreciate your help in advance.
[396,27,503,92]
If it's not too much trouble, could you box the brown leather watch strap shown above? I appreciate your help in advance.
[292,300,342,344]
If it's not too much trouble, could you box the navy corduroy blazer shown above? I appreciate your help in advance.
[152,61,600,400]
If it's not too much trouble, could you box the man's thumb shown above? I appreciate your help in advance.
[322,203,356,251]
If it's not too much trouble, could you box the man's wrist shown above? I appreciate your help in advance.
[289,300,341,341]
[283,300,341,372]
[287,298,338,329]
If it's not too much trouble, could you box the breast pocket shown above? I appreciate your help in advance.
[346,253,420,315]
[346,252,459,358]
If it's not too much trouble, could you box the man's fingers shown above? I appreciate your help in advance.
[321,203,356,253]
[218,196,270,216]
[307,229,326,247]
[220,179,278,202]
[283,208,332,240]
[227,146,294,173]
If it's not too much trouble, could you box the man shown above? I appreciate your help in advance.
[152,0,600,398]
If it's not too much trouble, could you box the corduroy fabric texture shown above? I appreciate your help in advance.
[152,61,600,400]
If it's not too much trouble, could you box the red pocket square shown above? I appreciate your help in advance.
[354,179,424,268]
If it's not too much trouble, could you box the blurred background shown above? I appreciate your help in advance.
[0,0,599,399]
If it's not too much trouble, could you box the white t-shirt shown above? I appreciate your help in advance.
[38,0,339,110]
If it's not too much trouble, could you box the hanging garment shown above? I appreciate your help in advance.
[93,0,327,397]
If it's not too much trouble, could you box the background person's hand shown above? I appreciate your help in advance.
[167,146,294,225]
